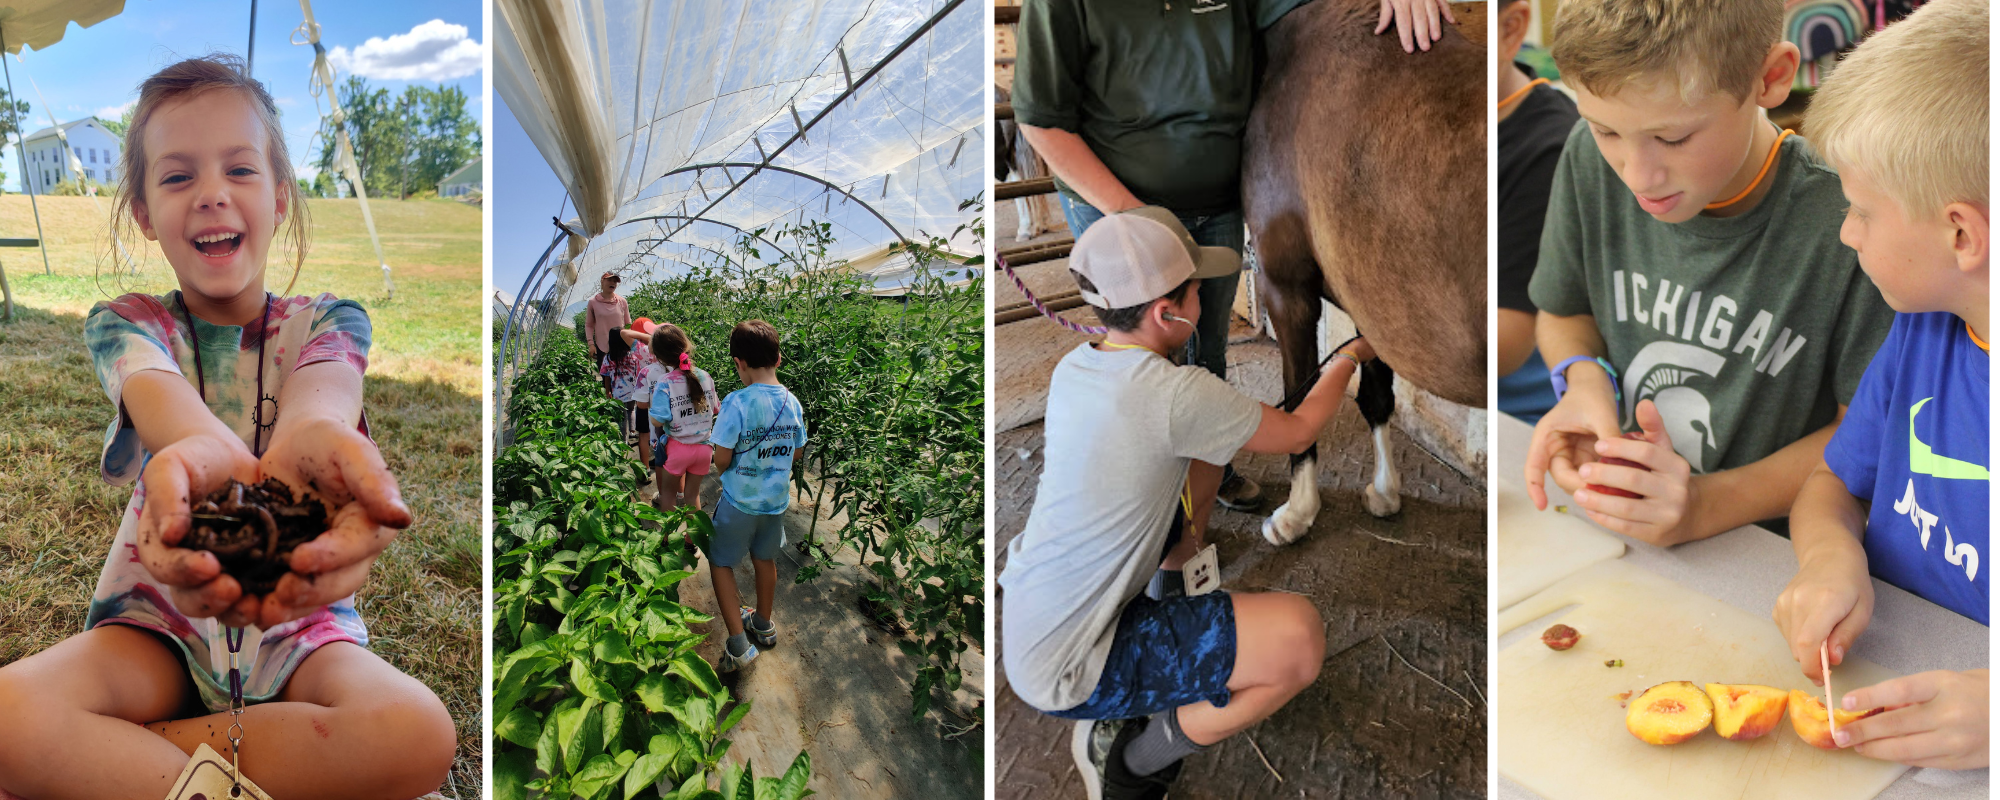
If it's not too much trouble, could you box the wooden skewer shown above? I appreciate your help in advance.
[1822,640,1838,740]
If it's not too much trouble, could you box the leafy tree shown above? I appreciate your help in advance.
[316,78,479,200]
[101,104,135,139]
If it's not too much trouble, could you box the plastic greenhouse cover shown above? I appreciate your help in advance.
[495,0,982,317]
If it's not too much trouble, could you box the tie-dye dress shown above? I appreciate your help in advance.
[83,290,373,712]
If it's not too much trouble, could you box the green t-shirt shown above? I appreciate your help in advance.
[1529,122,1895,475]
[1012,0,1313,215]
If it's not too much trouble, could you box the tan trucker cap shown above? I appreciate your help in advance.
[1069,206,1241,309]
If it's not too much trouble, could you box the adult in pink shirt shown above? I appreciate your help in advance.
[585,271,629,394]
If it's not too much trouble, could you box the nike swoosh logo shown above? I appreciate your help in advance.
[1910,397,1988,480]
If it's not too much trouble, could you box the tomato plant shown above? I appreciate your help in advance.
[624,199,985,721]
[493,333,812,800]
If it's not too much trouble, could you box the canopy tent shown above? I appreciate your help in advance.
[493,0,983,425]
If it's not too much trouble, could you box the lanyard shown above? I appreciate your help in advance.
[177,290,273,794]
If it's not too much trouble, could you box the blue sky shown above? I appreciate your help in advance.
[492,91,569,301]
[1,0,482,192]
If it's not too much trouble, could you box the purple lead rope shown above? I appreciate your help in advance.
[997,251,1107,335]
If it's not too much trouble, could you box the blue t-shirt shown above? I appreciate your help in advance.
[710,383,808,516]
[1824,312,1989,624]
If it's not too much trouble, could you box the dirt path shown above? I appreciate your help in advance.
[992,331,1488,799]
[635,466,985,799]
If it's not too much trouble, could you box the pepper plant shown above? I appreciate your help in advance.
[493,333,812,799]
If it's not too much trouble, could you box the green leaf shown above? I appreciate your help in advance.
[717,701,752,736]
[672,651,724,697]
[535,697,576,777]
[719,762,749,800]
[563,698,605,775]
[775,752,814,800]
[625,751,674,800]
[635,672,682,713]
[495,747,535,800]
[571,752,633,800]
[601,700,627,753]
[496,706,543,749]
[573,657,619,702]
[594,628,639,665]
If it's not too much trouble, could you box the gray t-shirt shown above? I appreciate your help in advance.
[1529,122,1894,474]
[1000,344,1263,711]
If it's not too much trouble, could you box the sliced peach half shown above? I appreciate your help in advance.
[1703,684,1788,740]
[1625,681,1713,745]
[1787,689,1886,749]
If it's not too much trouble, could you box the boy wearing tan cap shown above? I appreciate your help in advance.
[999,206,1372,798]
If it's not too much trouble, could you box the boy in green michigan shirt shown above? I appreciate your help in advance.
[1522,0,1894,545]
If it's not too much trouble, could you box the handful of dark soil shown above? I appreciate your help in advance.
[178,478,330,597]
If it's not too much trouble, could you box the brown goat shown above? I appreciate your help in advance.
[1244,0,1487,545]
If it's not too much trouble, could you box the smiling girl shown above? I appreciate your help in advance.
[0,56,453,799]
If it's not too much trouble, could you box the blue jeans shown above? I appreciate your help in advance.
[1060,194,1242,382]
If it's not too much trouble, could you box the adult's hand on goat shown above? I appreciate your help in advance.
[1522,379,1620,511]
[1571,400,1702,546]
[1377,0,1456,53]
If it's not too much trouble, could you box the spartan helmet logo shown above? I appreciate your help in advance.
[1622,342,1727,472]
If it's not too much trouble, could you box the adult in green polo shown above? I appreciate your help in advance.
[1014,0,1457,511]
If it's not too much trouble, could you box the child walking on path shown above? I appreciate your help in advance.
[648,322,718,513]
[0,55,453,799]
[706,320,807,673]
[613,318,661,465]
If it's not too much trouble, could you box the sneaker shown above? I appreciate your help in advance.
[740,606,776,649]
[1216,471,1262,511]
[1071,718,1178,800]
[718,641,759,673]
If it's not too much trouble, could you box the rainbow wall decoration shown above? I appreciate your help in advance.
[1787,0,1925,90]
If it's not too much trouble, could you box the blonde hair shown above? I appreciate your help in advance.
[1805,0,1988,218]
[1550,0,1784,104]
[108,54,311,295]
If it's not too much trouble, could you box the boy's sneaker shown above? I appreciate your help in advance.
[718,641,759,673]
[1071,718,1179,800]
[740,606,777,649]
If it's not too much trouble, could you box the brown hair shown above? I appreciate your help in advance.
[1551,0,1784,103]
[108,54,311,295]
[1070,269,1195,332]
[650,322,708,414]
[729,319,782,370]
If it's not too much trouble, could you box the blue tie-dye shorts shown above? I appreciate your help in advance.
[1045,513,1237,720]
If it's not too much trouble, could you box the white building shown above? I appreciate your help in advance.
[440,156,481,198]
[21,117,121,195]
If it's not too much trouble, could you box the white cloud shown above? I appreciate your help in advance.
[96,100,135,121]
[328,19,482,82]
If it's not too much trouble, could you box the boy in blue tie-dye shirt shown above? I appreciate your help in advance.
[706,319,807,672]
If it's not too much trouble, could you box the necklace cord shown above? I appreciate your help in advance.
[1497,76,1549,110]
[1705,126,1793,210]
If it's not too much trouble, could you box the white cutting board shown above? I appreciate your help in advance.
[1499,559,1908,800]
[1497,484,1626,609]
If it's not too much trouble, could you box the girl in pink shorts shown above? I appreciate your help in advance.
[646,323,719,511]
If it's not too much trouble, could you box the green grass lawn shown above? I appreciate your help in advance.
[0,196,483,796]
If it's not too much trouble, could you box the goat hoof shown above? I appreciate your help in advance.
[1262,503,1312,546]
[1364,483,1401,518]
